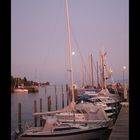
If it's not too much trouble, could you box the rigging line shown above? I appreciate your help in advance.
[69,22,85,66]
[91,54,98,86]
[41,2,65,82]
[69,21,90,84]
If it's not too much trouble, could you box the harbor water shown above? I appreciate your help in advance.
[11,85,68,139]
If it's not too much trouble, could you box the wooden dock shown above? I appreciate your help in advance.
[109,102,129,140]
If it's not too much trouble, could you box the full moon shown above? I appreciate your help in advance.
[72,51,75,55]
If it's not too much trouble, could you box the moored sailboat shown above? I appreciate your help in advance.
[17,101,112,140]
[14,78,28,93]
[14,88,28,93]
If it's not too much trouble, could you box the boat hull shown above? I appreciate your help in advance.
[14,89,28,93]
[17,127,107,140]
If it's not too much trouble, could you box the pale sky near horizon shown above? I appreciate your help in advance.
[11,0,129,86]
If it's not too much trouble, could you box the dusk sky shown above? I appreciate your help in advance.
[11,0,129,86]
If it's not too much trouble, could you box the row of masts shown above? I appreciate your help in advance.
[66,0,112,103]
[80,51,111,89]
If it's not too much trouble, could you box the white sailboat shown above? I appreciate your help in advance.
[14,78,28,93]
[17,102,111,140]
[16,1,112,140]
[14,88,28,93]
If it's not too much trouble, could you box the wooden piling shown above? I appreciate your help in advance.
[66,84,68,92]
[66,84,69,105]
[34,100,37,127]
[54,85,56,93]
[68,87,71,103]
[74,88,78,100]
[62,85,64,108]
[40,98,42,126]
[18,102,22,132]
[55,94,58,110]
[48,96,51,111]
[62,93,64,108]
[55,85,57,110]
[67,91,69,105]
[67,90,69,105]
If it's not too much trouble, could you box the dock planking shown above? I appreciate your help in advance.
[109,102,129,140]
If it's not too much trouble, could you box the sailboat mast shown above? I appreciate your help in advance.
[66,0,74,102]
[96,61,99,88]
[90,54,94,87]
[100,51,106,89]
[80,62,84,87]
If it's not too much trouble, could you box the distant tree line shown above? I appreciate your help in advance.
[11,75,50,88]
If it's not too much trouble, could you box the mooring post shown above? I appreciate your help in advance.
[62,85,64,108]
[67,90,69,105]
[34,100,37,127]
[55,85,57,110]
[48,96,51,111]
[66,84,69,105]
[68,86,71,104]
[40,98,42,126]
[18,102,22,133]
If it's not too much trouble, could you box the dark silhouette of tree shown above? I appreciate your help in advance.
[11,75,15,88]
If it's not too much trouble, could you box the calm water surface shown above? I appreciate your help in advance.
[11,85,68,133]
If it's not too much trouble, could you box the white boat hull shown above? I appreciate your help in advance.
[14,89,28,93]
[17,127,107,140]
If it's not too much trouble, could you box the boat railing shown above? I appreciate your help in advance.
[12,121,34,140]
[24,121,34,130]
[15,121,34,133]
